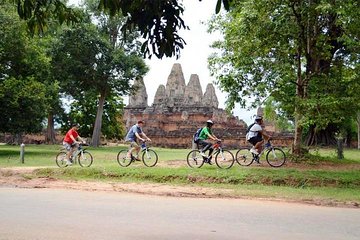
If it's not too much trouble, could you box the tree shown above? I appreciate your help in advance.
[357,113,360,149]
[14,0,81,34]
[0,77,47,144]
[60,92,125,140]
[14,0,233,58]
[208,0,360,155]
[0,2,49,143]
[51,24,148,146]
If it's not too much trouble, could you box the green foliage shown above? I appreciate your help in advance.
[15,0,82,34]
[51,21,147,144]
[0,3,52,136]
[0,77,47,134]
[263,97,294,132]
[13,0,234,58]
[208,0,360,146]
[60,93,126,139]
[51,23,147,97]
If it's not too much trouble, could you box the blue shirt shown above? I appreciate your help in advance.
[125,124,143,141]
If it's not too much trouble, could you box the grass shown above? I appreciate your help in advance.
[1,144,360,205]
[0,144,187,167]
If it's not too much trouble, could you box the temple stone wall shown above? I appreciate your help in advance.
[125,63,293,149]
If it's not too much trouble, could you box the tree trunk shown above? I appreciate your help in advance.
[293,46,305,155]
[45,113,56,144]
[293,111,303,155]
[12,133,23,145]
[91,92,106,147]
[357,112,360,150]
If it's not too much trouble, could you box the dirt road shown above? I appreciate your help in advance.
[1,187,360,240]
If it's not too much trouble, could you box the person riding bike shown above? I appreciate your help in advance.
[125,120,151,160]
[197,120,220,164]
[63,123,86,166]
[246,116,271,155]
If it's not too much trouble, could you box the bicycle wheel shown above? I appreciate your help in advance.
[142,149,158,167]
[186,150,205,168]
[55,151,68,168]
[78,151,93,167]
[117,150,132,167]
[266,147,286,167]
[215,149,235,169]
[235,147,254,166]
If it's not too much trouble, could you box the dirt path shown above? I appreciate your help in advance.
[0,167,358,208]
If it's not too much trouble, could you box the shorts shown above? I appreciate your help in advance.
[248,136,263,146]
[129,141,139,148]
[63,141,76,151]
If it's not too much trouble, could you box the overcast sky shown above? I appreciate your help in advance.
[142,1,255,124]
[69,0,255,124]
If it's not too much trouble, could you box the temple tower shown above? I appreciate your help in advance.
[184,74,203,105]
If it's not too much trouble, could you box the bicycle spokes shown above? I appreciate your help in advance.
[186,150,205,168]
[215,149,234,169]
[266,148,286,167]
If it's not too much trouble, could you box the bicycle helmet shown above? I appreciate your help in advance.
[206,120,214,125]
[255,116,263,121]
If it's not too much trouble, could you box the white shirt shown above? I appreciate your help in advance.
[246,123,262,140]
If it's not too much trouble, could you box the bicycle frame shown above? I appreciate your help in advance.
[56,143,93,168]
[129,141,149,160]
[254,142,272,160]
[203,141,223,160]
[70,144,86,163]
[118,140,158,167]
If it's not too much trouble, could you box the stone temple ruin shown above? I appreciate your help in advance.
[124,63,292,148]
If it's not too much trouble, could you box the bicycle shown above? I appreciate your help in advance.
[186,140,234,169]
[117,141,158,167]
[55,143,93,168]
[235,140,286,167]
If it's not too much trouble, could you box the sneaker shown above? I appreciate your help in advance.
[66,160,72,166]
[200,151,207,157]
[250,148,259,155]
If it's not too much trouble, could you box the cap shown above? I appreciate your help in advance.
[137,120,144,124]
[72,123,80,128]
[206,120,214,124]
[255,115,263,121]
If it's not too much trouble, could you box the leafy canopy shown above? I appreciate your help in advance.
[14,0,234,58]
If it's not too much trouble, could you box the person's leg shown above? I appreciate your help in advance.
[198,140,211,153]
[63,142,73,165]
[249,137,263,155]
[128,141,138,158]
[254,137,264,153]
[207,146,214,163]
[128,141,141,160]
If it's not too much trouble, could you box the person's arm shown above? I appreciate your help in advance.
[141,132,151,141]
[259,129,270,140]
[69,134,78,143]
[211,134,221,141]
[206,131,220,141]
[135,132,145,141]
[77,136,85,143]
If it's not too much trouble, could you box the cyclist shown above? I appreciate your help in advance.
[198,120,220,164]
[63,123,86,166]
[125,120,151,160]
[247,115,271,155]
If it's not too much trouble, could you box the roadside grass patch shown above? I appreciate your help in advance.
[32,166,360,189]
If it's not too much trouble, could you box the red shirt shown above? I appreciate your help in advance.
[64,128,79,144]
